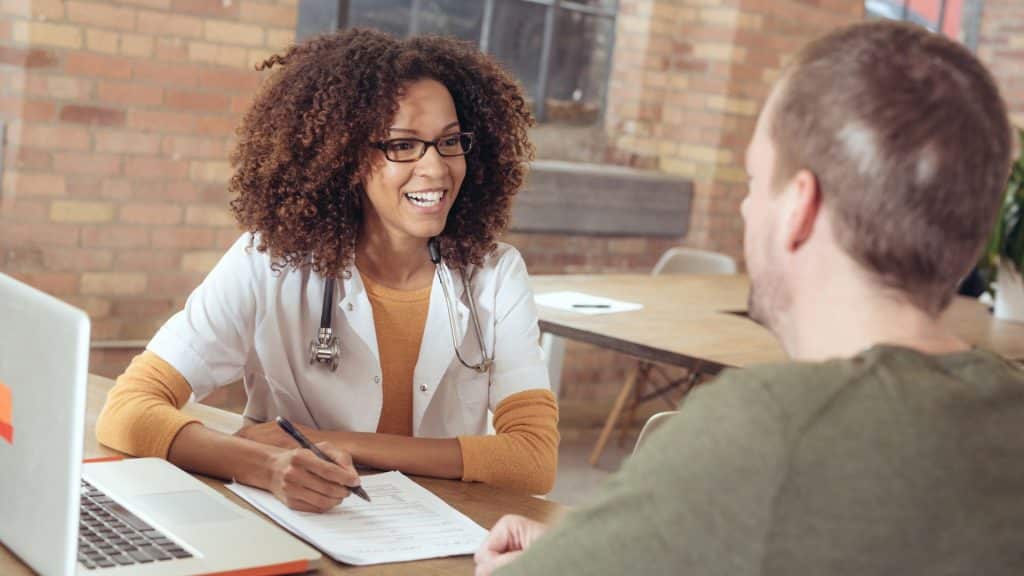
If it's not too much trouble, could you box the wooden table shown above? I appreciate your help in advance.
[532,274,1024,374]
[532,274,1024,464]
[0,375,565,575]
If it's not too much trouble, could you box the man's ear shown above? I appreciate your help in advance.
[782,169,821,252]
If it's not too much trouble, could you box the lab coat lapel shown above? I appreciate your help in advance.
[337,268,379,362]
[413,264,470,433]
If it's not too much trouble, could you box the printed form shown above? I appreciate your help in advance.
[227,471,488,565]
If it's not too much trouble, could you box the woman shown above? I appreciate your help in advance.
[96,29,558,512]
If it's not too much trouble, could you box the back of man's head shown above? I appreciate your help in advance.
[772,20,1014,315]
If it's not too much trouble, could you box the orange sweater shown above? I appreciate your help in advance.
[96,280,559,494]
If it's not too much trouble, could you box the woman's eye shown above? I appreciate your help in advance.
[389,141,415,152]
[440,136,460,147]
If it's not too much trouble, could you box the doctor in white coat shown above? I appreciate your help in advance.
[96,29,559,513]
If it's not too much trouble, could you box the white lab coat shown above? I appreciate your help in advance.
[148,233,551,438]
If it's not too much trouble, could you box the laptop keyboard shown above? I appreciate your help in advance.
[78,480,193,570]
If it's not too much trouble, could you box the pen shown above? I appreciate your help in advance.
[275,416,371,502]
[572,303,611,308]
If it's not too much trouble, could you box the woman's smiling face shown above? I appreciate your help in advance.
[361,78,467,245]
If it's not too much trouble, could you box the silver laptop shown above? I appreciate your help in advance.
[0,272,321,575]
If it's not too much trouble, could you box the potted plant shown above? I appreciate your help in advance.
[978,127,1024,322]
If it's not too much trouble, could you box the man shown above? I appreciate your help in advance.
[476,20,1024,576]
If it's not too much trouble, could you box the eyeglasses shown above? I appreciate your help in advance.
[373,132,474,163]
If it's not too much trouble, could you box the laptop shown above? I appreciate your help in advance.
[0,272,321,575]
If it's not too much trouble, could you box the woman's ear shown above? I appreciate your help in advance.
[782,169,822,252]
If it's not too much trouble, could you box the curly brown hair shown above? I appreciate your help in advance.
[229,28,534,275]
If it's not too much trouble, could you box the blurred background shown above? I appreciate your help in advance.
[0,0,1019,493]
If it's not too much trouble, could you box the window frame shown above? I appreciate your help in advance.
[299,0,619,123]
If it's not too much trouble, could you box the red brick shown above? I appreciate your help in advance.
[16,123,91,151]
[116,0,171,8]
[95,130,163,155]
[161,135,227,159]
[42,247,114,271]
[0,98,57,122]
[0,199,48,221]
[82,225,150,248]
[89,318,123,340]
[151,226,216,248]
[53,152,122,176]
[97,81,163,107]
[136,10,204,38]
[159,180,202,202]
[119,202,183,225]
[0,46,58,68]
[59,105,125,127]
[67,1,137,32]
[115,250,182,271]
[26,75,95,100]
[4,171,65,196]
[171,0,239,18]
[124,157,190,180]
[147,272,204,298]
[99,179,135,200]
[111,298,177,318]
[198,67,262,92]
[0,222,80,246]
[155,38,188,61]
[10,148,53,170]
[8,272,79,296]
[194,115,236,137]
[132,60,199,87]
[65,52,133,80]
[81,272,148,295]
[239,1,295,27]
[229,93,253,114]
[165,89,231,113]
[126,109,197,133]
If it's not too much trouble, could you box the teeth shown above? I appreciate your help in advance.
[405,190,445,207]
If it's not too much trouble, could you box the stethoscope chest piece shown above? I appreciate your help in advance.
[309,276,341,371]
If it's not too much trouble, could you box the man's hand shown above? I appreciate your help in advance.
[474,514,549,576]
[266,442,360,513]
[236,420,319,449]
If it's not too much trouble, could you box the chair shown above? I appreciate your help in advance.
[589,247,737,466]
[633,410,678,455]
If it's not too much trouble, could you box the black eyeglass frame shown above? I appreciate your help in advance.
[372,132,475,163]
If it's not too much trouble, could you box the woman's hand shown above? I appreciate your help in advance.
[474,514,549,576]
[236,420,320,449]
[266,442,360,513]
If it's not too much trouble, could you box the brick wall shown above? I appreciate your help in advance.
[978,0,1024,128]
[1,0,864,422]
[0,0,296,345]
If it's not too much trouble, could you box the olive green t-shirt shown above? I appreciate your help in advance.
[500,346,1024,576]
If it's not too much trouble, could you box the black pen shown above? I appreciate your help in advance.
[572,303,611,308]
[275,416,371,502]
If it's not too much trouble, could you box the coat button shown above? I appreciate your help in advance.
[419,384,428,392]
[347,302,353,311]
[373,375,380,384]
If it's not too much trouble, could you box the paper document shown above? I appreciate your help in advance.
[227,471,487,566]
[535,290,644,315]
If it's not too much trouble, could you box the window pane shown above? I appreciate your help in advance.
[349,0,412,37]
[546,10,614,124]
[489,0,548,101]
[563,0,617,10]
[418,0,484,42]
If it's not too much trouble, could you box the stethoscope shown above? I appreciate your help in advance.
[309,237,493,375]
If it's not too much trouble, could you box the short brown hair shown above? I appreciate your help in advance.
[229,28,534,275]
[772,21,1013,315]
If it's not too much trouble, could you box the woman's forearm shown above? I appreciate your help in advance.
[315,430,464,479]
[168,422,283,489]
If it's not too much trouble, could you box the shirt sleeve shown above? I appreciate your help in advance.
[146,233,259,400]
[496,371,787,576]
[486,246,552,409]
[458,389,559,494]
[95,351,200,458]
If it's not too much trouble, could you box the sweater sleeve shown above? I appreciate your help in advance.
[95,350,201,458]
[457,389,559,494]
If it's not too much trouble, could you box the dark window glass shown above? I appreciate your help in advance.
[418,0,484,42]
[547,9,615,124]
[488,0,548,102]
[349,0,412,37]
